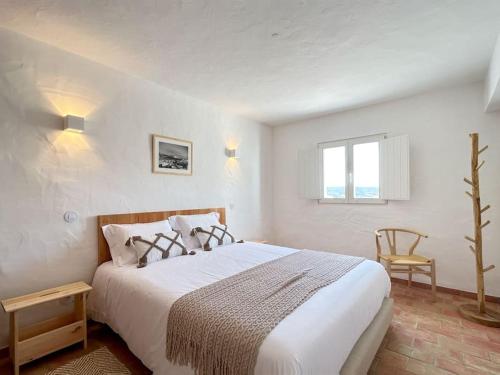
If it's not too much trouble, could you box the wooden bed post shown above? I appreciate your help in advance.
[459,133,500,327]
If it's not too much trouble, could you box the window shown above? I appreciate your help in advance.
[322,145,346,199]
[353,141,380,199]
[298,134,409,202]
[319,134,384,203]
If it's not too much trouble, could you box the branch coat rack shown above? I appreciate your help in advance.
[459,133,500,327]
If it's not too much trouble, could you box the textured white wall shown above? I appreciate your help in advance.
[273,82,500,297]
[0,29,272,347]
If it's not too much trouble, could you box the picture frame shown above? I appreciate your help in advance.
[152,134,192,175]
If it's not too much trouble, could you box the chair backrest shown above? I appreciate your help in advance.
[374,228,428,256]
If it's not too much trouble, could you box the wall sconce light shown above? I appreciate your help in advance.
[225,148,240,159]
[64,115,84,133]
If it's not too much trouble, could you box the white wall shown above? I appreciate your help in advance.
[273,82,500,297]
[0,28,272,347]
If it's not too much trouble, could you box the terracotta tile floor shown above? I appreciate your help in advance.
[370,282,500,375]
[1,281,499,375]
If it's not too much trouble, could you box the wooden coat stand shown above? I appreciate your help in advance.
[459,133,500,327]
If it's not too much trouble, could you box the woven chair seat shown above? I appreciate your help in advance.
[380,254,431,265]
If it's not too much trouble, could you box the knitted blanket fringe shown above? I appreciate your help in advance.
[166,250,364,375]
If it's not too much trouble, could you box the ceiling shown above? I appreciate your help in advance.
[1,0,500,125]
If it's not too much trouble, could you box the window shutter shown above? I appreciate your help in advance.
[380,135,410,200]
[298,147,321,199]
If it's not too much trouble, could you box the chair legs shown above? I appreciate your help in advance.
[384,260,392,280]
[431,259,437,301]
[383,261,437,302]
[408,265,412,287]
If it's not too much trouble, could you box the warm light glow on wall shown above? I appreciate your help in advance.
[225,138,239,150]
[41,130,102,170]
[225,156,241,177]
[52,130,90,149]
[40,86,101,118]
[37,130,85,164]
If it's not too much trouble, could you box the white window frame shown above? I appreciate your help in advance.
[319,134,386,204]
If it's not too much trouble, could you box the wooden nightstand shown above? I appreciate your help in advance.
[1,281,92,375]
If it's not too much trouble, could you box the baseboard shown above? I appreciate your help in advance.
[391,277,500,304]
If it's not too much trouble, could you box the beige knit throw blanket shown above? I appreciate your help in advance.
[166,250,364,375]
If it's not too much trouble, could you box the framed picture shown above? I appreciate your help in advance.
[152,134,192,175]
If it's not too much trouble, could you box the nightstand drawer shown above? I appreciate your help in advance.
[18,320,84,365]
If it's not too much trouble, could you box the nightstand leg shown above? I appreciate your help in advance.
[74,293,88,349]
[9,311,19,375]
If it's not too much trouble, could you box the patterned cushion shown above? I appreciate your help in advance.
[125,231,188,268]
[191,224,236,251]
[102,219,173,267]
[172,213,221,250]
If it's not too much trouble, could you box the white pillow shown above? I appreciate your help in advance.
[102,219,173,266]
[126,231,187,268]
[170,212,221,250]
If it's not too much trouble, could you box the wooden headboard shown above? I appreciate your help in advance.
[97,207,226,265]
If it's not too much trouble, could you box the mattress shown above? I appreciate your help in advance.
[88,242,390,375]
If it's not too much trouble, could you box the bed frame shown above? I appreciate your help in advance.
[95,207,392,375]
[340,297,393,375]
[97,207,226,265]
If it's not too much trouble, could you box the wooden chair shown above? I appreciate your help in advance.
[375,228,436,301]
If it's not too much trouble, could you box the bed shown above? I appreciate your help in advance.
[88,208,392,375]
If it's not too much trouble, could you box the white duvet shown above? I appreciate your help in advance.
[88,242,390,375]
